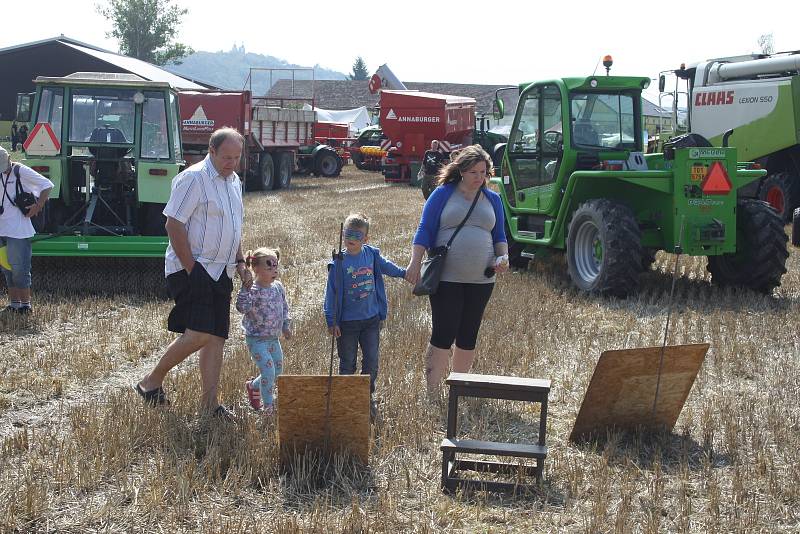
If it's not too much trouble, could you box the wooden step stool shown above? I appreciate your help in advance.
[440,372,551,493]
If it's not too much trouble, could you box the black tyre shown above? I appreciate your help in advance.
[707,199,788,293]
[758,172,799,222]
[259,153,275,191]
[792,207,800,247]
[351,151,365,170]
[273,152,292,190]
[566,199,642,297]
[315,149,342,177]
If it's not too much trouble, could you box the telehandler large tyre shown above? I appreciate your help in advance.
[566,199,642,297]
[707,199,788,293]
[315,149,342,177]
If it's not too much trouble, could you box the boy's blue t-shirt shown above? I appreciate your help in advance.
[340,249,379,321]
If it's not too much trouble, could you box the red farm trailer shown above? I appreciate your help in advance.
[179,90,342,191]
[378,90,476,183]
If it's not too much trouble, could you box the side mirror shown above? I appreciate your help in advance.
[493,98,504,120]
[658,75,665,93]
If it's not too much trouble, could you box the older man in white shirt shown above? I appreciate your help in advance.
[0,146,53,314]
[136,128,253,417]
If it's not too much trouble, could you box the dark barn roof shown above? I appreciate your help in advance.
[0,36,213,121]
[267,79,518,116]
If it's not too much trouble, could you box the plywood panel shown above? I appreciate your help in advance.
[569,344,708,442]
[276,375,371,464]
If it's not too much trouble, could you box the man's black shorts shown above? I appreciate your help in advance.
[166,265,233,339]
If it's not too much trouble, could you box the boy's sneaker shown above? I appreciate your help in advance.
[262,404,274,417]
[17,306,32,315]
[245,378,262,410]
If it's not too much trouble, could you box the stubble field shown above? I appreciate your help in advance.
[1,166,798,533]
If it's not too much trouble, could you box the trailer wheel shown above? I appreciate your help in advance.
[315,149,341,177]
[707,199,788,293]
[759,171,799,222]
[258,154,275,191]
[274,152,292,190]
[792,207,800,247]
[566,199,642,297]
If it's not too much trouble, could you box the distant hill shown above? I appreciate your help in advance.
[167,45,348,94]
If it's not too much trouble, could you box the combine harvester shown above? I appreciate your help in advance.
[492,57,788,296]
[657,51,800,221]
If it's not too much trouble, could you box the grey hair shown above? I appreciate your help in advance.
[209,127,244,150]
[0,146,9,171]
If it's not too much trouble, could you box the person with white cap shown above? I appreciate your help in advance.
[0,146,53,314]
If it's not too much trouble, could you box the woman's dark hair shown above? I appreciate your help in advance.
[435,144,494,187]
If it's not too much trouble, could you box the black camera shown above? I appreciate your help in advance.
[15,192,36,216]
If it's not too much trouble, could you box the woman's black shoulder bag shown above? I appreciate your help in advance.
[412,190,482,296]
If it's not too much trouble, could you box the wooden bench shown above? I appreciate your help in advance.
[440,372,551,493]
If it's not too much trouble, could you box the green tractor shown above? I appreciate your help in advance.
[492,71,788,297]
[16,72,182,258]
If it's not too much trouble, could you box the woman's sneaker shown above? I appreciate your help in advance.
[245,378,262,410]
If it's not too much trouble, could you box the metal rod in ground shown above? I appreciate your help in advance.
[324,223,344,452]
[652,216,685,420]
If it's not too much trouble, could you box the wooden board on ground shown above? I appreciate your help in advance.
[276,374,371,465]
[570,343,709,442]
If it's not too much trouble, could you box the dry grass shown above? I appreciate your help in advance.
[1,167,799,532]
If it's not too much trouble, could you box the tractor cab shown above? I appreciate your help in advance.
[498,76,647,218]
[18,72,183,258]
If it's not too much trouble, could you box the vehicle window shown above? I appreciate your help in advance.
[70,88,136,144]
[141,92,169,159]
[570,92,637,150]
[169,92,182,159]
[509,92,539,153]
[35,87,64,143]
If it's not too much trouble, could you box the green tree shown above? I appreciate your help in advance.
[349,57,369,81]
[97,0,194,65]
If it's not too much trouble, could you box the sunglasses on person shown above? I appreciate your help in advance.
[343,228,365,242]
[263,258,279,268]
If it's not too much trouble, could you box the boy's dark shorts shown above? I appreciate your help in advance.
[166,265,233,339]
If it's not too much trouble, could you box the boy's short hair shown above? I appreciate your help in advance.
[245,246,280,267]
[344,213,369,233]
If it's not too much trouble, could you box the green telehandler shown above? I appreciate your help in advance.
[492,63,788,297]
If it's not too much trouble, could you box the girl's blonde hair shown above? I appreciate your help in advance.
[245,247,280,267]
[436,144,494,187]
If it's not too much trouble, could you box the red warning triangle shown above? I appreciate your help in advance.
[700,161,732,195]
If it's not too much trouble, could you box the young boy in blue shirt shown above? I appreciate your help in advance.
[324,213,407,419]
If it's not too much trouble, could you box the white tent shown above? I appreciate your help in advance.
[302,105,371,136]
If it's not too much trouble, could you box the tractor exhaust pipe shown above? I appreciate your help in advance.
[722,129,734,148]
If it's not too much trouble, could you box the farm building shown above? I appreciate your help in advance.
[0,35,214,134]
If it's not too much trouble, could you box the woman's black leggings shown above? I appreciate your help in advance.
[428,281,494,350]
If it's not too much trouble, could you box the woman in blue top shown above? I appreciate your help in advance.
[406,145,509,396]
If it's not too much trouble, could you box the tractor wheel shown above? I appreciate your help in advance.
[758,172,799,222]
[273,152,292,190]
[315,149,342,177]
[707,199,788,293]
[566,199,642,297]
[259,153,275,191]
[792,207,800,247]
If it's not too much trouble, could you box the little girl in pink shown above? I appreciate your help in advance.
[235,247,292,415]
